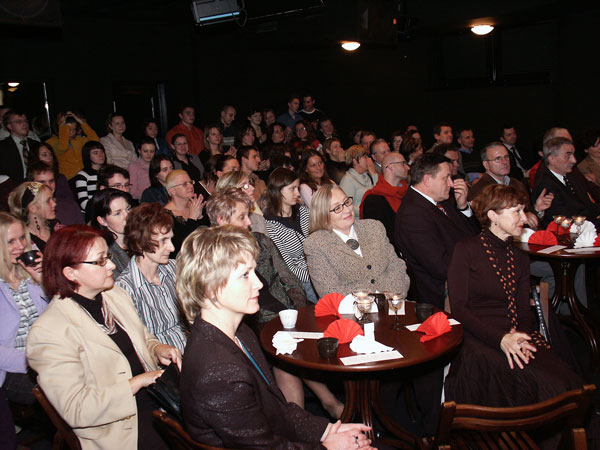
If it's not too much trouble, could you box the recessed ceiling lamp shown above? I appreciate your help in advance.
[471,25,494,36]
[341,41,361,51]
[7,82,20,87]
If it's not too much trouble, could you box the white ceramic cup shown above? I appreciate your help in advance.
[279,309,298,329]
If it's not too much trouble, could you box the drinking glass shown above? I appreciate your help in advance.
[353,296,374,324]
[388,293,405,330]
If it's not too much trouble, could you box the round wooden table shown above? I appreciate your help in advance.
[259,302,463,448]
[514,240,600,370]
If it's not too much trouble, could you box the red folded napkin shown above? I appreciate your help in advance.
[594,234,600,247]
[323,319,364,344]
[416,312,451,342]
[546,221,570,236]
[529,230,558,246]
[314,292,344,318]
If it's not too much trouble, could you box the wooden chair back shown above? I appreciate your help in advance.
[32,385,82,450]
[152,409,234,450]
[432,384,595,449]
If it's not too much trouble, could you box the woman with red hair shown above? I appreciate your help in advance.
[27,225,181,450]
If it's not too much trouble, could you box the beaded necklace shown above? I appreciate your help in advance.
[481,231,550,349]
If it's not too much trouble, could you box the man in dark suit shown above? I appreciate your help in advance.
[0,110,39,183]
[395,152,479,310]
[468,142,554,227]
[500,125,532,181]
[394,152,479,436]
[533,136,600,230]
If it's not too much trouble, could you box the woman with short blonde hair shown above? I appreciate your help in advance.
[177,225,373,449]
[305,185,409,297]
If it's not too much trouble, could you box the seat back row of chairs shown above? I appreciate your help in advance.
[32,381,594,450]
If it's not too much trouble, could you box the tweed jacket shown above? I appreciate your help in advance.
[26,286,161,450]
[181,318,328,449]
[304,219,410,297]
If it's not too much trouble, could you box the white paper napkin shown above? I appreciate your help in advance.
[349,335,394,354]
[574,229,597,248]
[580,220,596,235]
[516,227,535,242]
[338,294,379,315]
[272,331,303,355]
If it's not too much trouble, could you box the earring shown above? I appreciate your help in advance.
[33,216,41,232]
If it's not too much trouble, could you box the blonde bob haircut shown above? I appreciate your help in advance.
[309,183,340,233]
[205,187,252,226]
[345,144,368,166]
[215,170,250,193]
[0,212,32,282]
[176,225,259,324]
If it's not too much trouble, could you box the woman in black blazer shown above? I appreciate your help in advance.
[177,225,375,450]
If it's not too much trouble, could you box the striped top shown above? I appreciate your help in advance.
[72,168,98,212]
[264,205,310,283]
[116,257,187,352]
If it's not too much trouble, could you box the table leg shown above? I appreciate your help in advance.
[341,378,417,448]
[549,259,600,370]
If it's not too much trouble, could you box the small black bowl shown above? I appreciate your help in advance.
[317,337,338,359]
[17,250,39,267]
[415,303,434,322]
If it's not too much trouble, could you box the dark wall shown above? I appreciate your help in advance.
[0,5,599,160]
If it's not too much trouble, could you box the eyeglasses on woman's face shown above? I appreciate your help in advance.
[329,197,354,214]
[77,253,113,266]
[172,180,195,189]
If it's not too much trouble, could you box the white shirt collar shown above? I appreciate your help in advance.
[549,169,566,185]
[488,173,510,185]
[411,186,437,206]
[333,225,362,256]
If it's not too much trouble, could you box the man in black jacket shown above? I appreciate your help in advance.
[0,110,40,183]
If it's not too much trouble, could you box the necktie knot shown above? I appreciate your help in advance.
[436,202,447,216]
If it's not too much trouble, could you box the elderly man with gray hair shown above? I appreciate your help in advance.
[532,136,600,230]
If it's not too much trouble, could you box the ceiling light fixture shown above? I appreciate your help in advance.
[7,82,20,87]
[341,41,361,51]
[471,25,494,36]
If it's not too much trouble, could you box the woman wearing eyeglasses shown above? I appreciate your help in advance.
[304,184,410,297]
[27,225,181,450]
[164,170,208,258]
